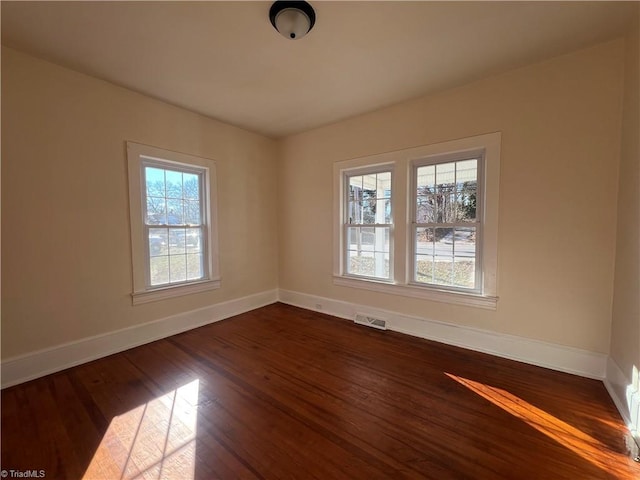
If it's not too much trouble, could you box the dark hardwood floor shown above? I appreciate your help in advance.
[2,303,638,479]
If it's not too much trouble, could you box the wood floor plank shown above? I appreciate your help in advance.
[2,303,638,479]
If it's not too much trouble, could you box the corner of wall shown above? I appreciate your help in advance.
[606,10,640,444]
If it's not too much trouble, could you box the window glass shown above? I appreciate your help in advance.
[143,164,206,288]
[414,158,480,291]
[345,170,392,280]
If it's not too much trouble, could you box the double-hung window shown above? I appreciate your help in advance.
[143,161,206,286]
[412,154,482,292]
[334,133,500,309]
[127,142,220,305]
[344,168,393,281]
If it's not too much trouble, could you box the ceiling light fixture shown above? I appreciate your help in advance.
[269,1,316,40]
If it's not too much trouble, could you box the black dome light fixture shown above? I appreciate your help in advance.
[269,1,316,40]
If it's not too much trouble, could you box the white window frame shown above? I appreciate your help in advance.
[342,165,395,282]
[333,132,500,310]
[410,151,485,294]
[127,142,220,305]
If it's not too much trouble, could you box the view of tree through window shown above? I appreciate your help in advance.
[414,159,479,289]
[144,166,205,286]
[345,171,392,280]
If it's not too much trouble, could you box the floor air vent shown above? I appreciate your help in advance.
[354,314,387,330]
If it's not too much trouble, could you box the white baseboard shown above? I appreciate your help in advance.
[605,357,633,425]
[278,288,607,380]
[1,287,611,390]
[604,357,640,440]
[1,289,278,389]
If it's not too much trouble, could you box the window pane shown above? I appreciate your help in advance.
[166,198,184,225]
[415,254,434,284]
[416,227,434,255]
[454,227,476,258]
[377,199,391,223]
[347,171,392,225]
[417,165,435,192]
[185,201,201,225]
[455,189,477,222]
[433,256,453,285]
[414,227,477,289]
[348,250,375,277]
[146,197,166,225]
[415,227,435,284]
[453,227,476,288]
[186,228,202,253]
[169,255,187,283]
[454,258,475,288]
[165,170,183,199]
[456,159,477,186]
[183,173,199,200]
[436,163,455,190]
[186,253,203,280]
[346,226,390,279]
[149,228,168,256]
[169,228,186,255]
[376,251,390,277]
[456,159,478,222]
[359,226,375,251]
[362,190,377,224]
[416,195,436,223]
[417,159,478,225]
[150,256,169,286]
[378,172,392,206]
[361,173,378,192]
[348,200,359,224]
[434,193,456,223]
[432,227,454,285]
[349,175,363,190]
[348,178,362,223]
[145,167,165,197]
[435,228,454,256]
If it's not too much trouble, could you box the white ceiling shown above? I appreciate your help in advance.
[2,1,638,138]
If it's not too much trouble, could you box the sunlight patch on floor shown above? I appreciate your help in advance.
[446,373,631,473]
[83,379,199,480]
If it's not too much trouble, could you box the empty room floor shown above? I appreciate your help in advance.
[2,303,638,479]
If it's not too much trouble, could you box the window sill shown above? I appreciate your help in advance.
[333,276,497,310]
[132,278,221,305]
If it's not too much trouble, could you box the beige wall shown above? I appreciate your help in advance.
[610,18,640,381]
[1,47,279,359]
[1,36,633,363]
[279,40,625,353]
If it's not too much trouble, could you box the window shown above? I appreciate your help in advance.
[412,155,482,292]
[144,162,206,287]
[127,142,220,305]
[344,168,393,280]
[334,133,500,309]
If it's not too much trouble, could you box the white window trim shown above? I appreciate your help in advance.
[127,141,220,305]
[333,132,500,310]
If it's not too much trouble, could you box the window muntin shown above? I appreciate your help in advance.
[412,156,482,292]
[344,169,392,280]
[143,161,207,288]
